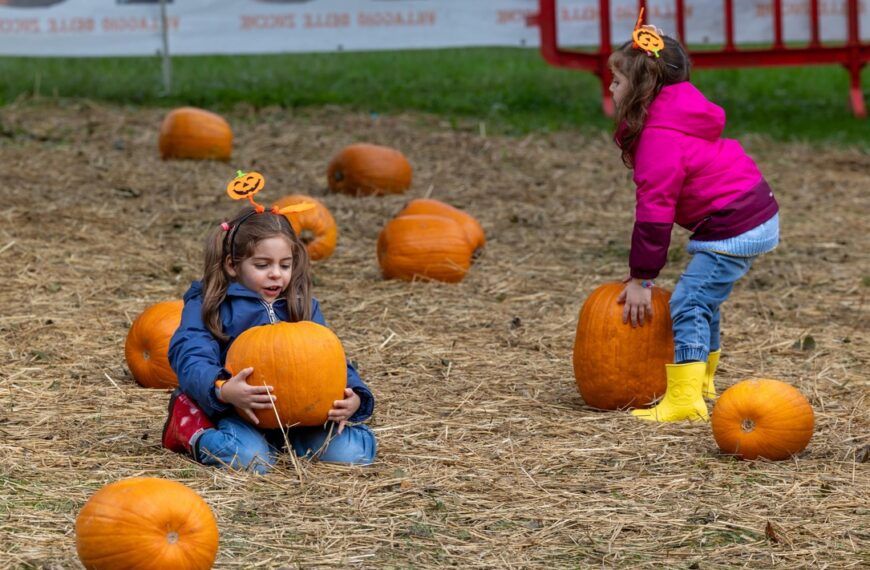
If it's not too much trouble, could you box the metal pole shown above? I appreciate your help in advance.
[160,0,172,95]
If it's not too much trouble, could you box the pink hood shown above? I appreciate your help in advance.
[632,81,763,228]
[645,81,726,141]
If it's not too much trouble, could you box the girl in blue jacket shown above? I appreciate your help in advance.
[162,204,376,474]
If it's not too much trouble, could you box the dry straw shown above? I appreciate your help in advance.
[0,101,866,568]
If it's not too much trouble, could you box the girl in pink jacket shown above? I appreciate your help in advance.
[609,28,779,422]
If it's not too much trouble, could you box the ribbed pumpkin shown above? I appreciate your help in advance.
[273,194,338,261]
[712,379,814,460]
[125,300,183,389]
[76,477,218,570]
[327,143,412,196]
[158,107,232,161]
[377,215,473,283]
[396,198,485,253]
[225,321,347,429]
[573,282,673,410]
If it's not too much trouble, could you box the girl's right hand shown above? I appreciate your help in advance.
[218,367,276,425]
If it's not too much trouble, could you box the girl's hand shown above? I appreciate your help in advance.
[219,367,276,425]
[327,388,360,434]
[617,280,653,328]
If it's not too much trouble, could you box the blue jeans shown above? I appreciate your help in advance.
[194,415,377,474]
[670,250,755,363]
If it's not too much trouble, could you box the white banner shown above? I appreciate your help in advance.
[0,1,867,57]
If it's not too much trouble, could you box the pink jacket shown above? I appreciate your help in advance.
[628,81,778,279]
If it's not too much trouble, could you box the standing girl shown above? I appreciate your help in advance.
[162,188,376,473]
[610,19,779,422]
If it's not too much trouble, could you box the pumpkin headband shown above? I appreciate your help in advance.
[222,170,316,260]
[631,8,665,58]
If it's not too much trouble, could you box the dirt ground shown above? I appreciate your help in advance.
[0,100,867,569]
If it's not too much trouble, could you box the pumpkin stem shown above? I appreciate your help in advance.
[333,170,344,182]
[166,531,179,544]
[300,229,315,245]
[236,169,245,178]
[741,418,756,433]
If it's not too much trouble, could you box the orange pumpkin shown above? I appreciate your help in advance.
[225,321,347,429]
[327,143,412,196]
[76,477,219,570]
[377,215,473,283]
[125,300,184,389]
[158,107,232,161]
[273,194,338,261]
[396,198,485,253]
[712,379,814,460]
[573,282,673,410]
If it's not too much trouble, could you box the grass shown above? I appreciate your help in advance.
[1,47,868,145]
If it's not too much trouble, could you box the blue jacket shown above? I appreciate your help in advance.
[168,281,374,422]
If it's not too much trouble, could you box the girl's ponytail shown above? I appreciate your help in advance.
[201,225,231,342]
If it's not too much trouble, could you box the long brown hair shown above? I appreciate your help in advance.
[201,205,312,342]
[609,36,691,168]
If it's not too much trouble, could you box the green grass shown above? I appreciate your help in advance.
[1,48,867,145]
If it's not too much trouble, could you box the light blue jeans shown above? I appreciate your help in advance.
[670,250,755,363]
[195,415,377,474]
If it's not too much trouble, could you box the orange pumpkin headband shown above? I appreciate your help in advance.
[631,8,665,58]
[222,170,316,259]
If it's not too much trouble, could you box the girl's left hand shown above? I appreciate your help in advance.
[617,279,653,327]
[328,388,360,434]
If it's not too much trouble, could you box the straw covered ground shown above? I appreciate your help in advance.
[0,100,867,569]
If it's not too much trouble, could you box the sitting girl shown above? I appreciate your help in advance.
[162,184,376,473]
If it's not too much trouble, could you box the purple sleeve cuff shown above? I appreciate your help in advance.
[629,220,673,280]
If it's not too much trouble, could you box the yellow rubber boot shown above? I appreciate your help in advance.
[631,362,709,422]
[703,350,721,400]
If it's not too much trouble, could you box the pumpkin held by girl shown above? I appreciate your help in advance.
[573,282,673,410]
[224,321,347,429]
[76,477,219,570]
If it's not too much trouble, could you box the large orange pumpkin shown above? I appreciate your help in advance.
[573,282,673,410]
[273,194,338,261]
[125,300,183,389]
[327,143,412,196]
[377,215,473,283]
[76,477,219,570]
[158,107,232,161]
[396,198,486,253]
[712,379,814,460]
[225,321,347,429]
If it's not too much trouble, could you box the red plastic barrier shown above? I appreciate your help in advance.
[529,0,868,117]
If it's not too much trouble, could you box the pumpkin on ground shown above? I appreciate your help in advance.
[125,300,183,389]
[273,194,338,261]
[158,107,232,161]
[712,378,814,460]
[396,198,485,253]
[377,214,473,283]
[225,321,347,429]
[327,143,412,196]
[573,282,673,410]
[76,477,218,570]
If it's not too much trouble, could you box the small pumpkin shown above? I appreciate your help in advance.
[273,194,338,261]
[377,215,473,283]
[327,143,412,196]
[712,379,814,460]
[159,107,232,161]
[396,198,485,253]
[573,282,673,410]
[125,300,184,389]
[225,321,347,429]
[76,477,219,570]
